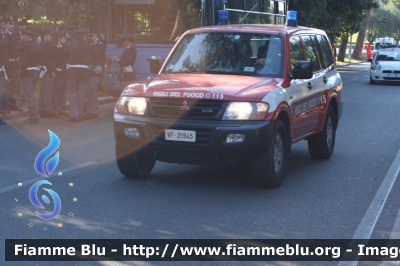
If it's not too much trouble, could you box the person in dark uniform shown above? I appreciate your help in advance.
[52,31,68,116]
[3,16,23,113]
[38,29,58,118]
[50,25,73,45]
[0,113,5,125]
[19,28,40,124]
[64,27,93,122]
[97,28,107,92]
[19,19,29,34]
[0,34,10,125]
[64,25,76,43]
[0,21,8,118]
[0,21,5,41]
[112,33,137,89]
[99,28,107,44]
[17,20,29,103]
[86,28,105,119]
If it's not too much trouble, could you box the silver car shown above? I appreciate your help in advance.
[369,48,400,84]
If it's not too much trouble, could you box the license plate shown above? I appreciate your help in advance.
[387,73,398,77]
[165,129,196,142]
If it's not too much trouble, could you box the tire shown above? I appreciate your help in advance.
[370,74,375,84]
[307,106,337,159]
[250,120,289,188]
[115,142,156,178]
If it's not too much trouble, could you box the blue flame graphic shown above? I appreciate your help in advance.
[29,180,62,220]
[34,130,60,177]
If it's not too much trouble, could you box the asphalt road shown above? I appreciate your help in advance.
[1,62,400,266]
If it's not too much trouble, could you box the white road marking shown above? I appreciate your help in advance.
[379,205,400,266]
[338,149,400,266]
[0,161,97,194]
[388,208,400,240]
[380,210,400,266]
[380,261,400,265]
[352,150,400,239]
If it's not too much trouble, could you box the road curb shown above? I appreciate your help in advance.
[336,60,367,67]
[1,96,117,120]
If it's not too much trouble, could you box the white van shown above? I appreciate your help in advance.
[375,37,397,50]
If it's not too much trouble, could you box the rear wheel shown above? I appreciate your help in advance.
[307,106,337,159]
[250,120,289,188]
[115,142,155,178]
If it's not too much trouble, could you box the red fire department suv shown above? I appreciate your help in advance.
[113,20,343,188]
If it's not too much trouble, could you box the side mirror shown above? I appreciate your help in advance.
[149,56,164,74]
[291,61,313,80]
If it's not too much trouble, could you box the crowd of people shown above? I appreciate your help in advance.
[0,16,110,125]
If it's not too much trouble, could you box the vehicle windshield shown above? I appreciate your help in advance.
[376,51,400,61]
[163,32,283,77]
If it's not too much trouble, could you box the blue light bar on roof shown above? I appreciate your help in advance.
[286,10,297,27]
[218,10,229,25]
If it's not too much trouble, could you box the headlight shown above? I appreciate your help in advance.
[374,63,381,70]
[115,97,147,115]
[116,96,128,114]
[222,102,269,120]
[127,97,147,115]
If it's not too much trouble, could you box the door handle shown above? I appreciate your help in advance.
[307,82,313,90]
[323,76,327,84]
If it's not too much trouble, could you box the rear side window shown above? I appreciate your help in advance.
[302,35,323,72]
[289,36,305,74]
[316,35,334,67]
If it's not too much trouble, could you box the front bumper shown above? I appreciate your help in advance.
[114,113,275,165]
[370,70,400,82]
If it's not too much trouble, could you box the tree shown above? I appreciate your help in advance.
[367,1,400,44]
[289,0,329,30]
[351,0,379,60]
[0,0,108,29]
[169,0,201,41]
[325,0,372,62]
[392,0,400,8]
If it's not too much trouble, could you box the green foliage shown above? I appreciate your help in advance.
[0,0,107,28]
[392,0,400,8]
[1,0,398,47]
[367,1,400,43]
[290,0,378,44]
[288,0,330,29]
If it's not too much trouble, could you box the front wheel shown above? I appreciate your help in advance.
[370,74,375,84]
[307,106,337,159]
[250,120,289,188]
[115,142,156,178]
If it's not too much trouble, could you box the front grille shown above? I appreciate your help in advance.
[383,77,400,80]
[149,124,213,144]
[149,98,225,120]
[382,70,400,74]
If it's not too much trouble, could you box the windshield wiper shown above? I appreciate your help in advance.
[206,70,259,76]
[167,70,205,74]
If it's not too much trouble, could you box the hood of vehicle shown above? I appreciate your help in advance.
[377,61,400,70]
[122,73,284,101]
